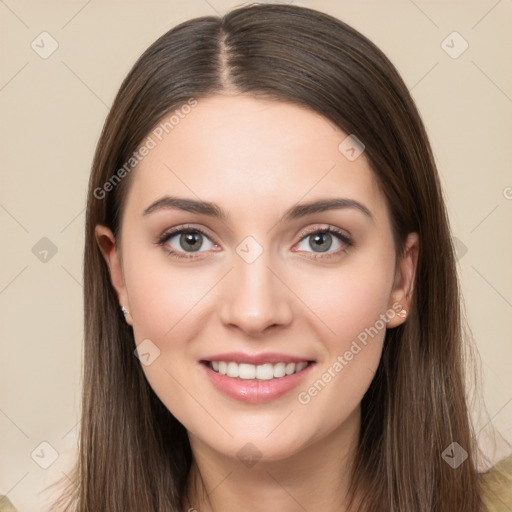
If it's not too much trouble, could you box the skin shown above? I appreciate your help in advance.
[96,94,418,512]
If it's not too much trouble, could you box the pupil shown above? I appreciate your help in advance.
[181,232,202,252]
[311,232,331,253]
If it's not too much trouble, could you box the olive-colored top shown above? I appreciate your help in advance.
[1,455,511,511]
[0,495,17,512]
[480,454,512,512]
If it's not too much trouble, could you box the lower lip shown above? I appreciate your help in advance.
[201,362,315,403]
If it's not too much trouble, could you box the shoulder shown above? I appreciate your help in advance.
[0,495,18,512]
[480,454,512,512]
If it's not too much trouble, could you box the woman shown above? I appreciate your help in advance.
[39,3,511,511]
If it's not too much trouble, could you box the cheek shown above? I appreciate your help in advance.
[122,248,215,428]
[291,249,394,405]
[123,239,211,341]
[295,252,395,348]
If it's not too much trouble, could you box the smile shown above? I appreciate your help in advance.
[207,360,311,380]
[201,359,316,403]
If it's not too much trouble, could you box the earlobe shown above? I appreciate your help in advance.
[386,232,419,328]
[94,225,132,325]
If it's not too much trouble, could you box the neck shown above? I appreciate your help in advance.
[183,407,362,512]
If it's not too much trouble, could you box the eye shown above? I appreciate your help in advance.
[294,226,353,260]
[157,224,353,261]
[157,226,217,260]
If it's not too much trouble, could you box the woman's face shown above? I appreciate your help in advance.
[96,94,417,463]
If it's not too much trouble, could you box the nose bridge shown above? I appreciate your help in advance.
[219,245,293,334]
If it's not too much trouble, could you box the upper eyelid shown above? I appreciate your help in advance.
[297,225,351,239]
[158,226,217,249]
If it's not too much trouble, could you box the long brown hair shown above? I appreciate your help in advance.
[48,3,488,510]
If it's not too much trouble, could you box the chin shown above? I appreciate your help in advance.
[194,427,314,465]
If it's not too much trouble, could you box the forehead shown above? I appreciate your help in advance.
[124,94,386,223]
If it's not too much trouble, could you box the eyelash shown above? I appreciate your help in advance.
[156,224,353,261]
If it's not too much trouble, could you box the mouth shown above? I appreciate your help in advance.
[200,358,316,403]
[201,360,315,381]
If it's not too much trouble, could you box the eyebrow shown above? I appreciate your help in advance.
[143,195,374,223]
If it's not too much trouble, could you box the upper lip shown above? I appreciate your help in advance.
[201,352,315,365]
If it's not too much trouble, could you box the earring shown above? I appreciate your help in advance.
[121,306,129,315]
[397,308,407,318]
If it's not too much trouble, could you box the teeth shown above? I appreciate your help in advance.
[239,363,255,379]
[285,362,295,375]
[209,360,309,380]
[227,362,239,378]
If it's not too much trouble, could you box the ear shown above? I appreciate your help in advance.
[94,224,133,326]
[386,232,419,328]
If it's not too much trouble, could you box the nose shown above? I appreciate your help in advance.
[218,251,293,337]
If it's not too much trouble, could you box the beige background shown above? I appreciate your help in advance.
[1,0,511,510]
